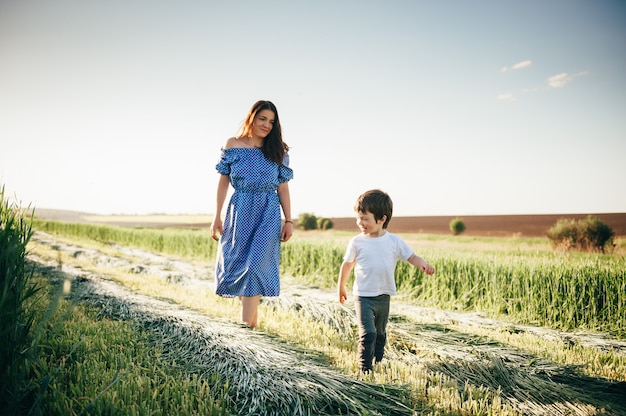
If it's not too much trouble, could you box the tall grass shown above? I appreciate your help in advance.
[0,187,37,414]
[33,219,626,337]
[280,239,345,286]
[34,219,216,261]
[281,235,625,337]
[396,254,625,336]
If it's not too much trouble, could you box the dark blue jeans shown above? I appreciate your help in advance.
[355,294,390,371]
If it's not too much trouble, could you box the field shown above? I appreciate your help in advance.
[34,208,626,237]
[332,213,626,237]
[16,210,626,415]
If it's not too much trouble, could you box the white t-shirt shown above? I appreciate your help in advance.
[343,231,415,297]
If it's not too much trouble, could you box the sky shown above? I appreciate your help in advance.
[1,0,625,218]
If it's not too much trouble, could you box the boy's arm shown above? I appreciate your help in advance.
[337,260,355,303]
[407,254,435,275]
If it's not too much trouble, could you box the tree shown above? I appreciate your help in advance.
[449,217,466,235]
[297,213,318,230]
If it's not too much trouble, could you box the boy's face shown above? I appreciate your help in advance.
[355,210,386,237]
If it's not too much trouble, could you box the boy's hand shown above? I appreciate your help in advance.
[338,261,355,303]
[338,287,348,303]
[420,262,435,275]
[408,254,435,275]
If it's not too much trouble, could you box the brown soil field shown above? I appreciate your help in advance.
[331,213,626,237]
[34,209,626,237]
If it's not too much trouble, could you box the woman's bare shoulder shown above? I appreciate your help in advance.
[223,137,243,149]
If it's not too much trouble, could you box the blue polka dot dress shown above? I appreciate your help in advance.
[214,147,293,297]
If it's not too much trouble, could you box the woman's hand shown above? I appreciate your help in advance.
[210,217,223,241]
[281,221,293,242]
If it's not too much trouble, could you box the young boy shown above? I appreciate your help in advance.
[337,189,435,373]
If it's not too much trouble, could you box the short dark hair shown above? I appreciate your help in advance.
[354,189,393,229]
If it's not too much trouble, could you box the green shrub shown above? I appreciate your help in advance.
[449,217,466,235]
[297,213,318,230]
[547,215,614,253]
[317,217,334,230]
[297,214,334,231]
[0,186,37,413]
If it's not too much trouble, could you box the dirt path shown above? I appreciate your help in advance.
[29,232,626,415]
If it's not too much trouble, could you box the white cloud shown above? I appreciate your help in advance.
[548,73,571,88]
[497,93,516,102]
[512,60,533,70]
[547,71,588,88]
[501,60,532,73]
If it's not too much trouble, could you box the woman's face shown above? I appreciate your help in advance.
[252,109,275,139]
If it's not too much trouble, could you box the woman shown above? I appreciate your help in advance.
[210,100,293,328]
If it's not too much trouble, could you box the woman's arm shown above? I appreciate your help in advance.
[277,182,293,242]
[210,174,230,241]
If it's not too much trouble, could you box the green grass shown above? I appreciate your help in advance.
[21,219,626,415]
[1,187,37,415]
[33,219,626,337]
[396,253,626,336]
[283,231,626,337]
[27,233,626,415]
[24,250,417,415]
[23,270,230,416]
[34,219,216,261]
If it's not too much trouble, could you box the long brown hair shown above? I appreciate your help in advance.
[239,100,289,165]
